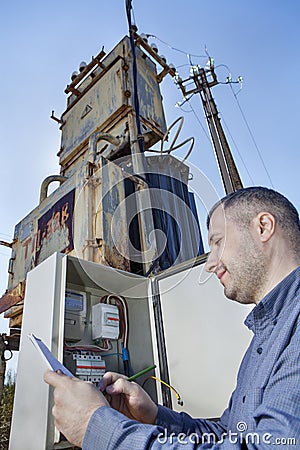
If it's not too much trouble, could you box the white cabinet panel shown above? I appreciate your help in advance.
[158,262,252,418]
[10,253,66,450]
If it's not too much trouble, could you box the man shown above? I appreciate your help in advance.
[44,186,300,448]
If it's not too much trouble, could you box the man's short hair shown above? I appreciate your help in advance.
[207,186,300,253]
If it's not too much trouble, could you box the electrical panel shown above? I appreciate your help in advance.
[63,290,125,385]
[92,303,120,340]
[9,254,157,450]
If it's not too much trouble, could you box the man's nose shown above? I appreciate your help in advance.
[204,250,218,273]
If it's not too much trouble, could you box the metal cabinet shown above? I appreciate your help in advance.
[10,252,251,449]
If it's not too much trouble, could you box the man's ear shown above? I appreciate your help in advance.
[254,212,276,242]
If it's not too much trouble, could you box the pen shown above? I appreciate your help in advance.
[127,364,156,382]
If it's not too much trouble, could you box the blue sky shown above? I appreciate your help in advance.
[0,1,299,363]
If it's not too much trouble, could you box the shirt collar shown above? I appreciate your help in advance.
[244,266,300,335]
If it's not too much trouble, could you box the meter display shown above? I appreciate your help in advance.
[64,290,87,341]
[65,291,85,311]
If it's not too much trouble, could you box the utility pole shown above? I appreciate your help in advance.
[176,63,243,194]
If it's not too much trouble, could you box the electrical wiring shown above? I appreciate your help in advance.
[146,34,207,60]
[0,231,12,239]
[184,98,212,143]
[64,341,113,352]
[229,83,275,188]
[219,112,255,185]
[101,352,123,359]
[100,294,129,348]
[146,116,195,162]
[143,376,183,406]
[100,294,131,376]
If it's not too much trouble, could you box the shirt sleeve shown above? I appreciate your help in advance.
[155,404,228,438]
[82,405,231,450]
[82,314,300,449]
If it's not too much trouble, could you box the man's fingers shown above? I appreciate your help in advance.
[44,369,70,387]
[105,377,137,396]
[99,371,128,391]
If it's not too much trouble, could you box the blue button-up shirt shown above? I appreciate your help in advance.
[83,267,300,449]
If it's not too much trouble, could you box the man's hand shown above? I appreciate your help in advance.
[99,371,158,424]
[44,370,109,447]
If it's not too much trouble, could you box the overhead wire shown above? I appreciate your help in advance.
[178,96,212,143]
[130,12,271,189]
[147,34,207,59]
[219,112,255,185]
[0,252,10,257]
[0,232,12,238]
[229,83,274,188]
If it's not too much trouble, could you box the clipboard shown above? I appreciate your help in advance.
[28,333,74,377]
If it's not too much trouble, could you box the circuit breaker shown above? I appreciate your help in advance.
[92,303,120,340]
[73,353,106,382]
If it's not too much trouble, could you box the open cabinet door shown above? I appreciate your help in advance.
[9,253,66,450]
[152,257,252,418]
[10,253,156,450]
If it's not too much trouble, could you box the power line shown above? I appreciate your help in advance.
[0,252,10,257]
[219,112,255,185]
[229,84,274,188]
[184,97,211,143]
[147,34,207,59]
[0,232,11,239]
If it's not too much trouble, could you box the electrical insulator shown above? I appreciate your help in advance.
[140,33,148,43]
[151,43,158,53]
[71,71,79,81]
[79,61,87,72]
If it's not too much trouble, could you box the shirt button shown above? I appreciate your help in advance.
[257,347,263,354]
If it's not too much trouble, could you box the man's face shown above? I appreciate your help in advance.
[205,205,267,305]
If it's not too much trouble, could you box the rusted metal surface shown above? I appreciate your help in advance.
[6,185,76,295]
[64,47,106,95]
[59,36,166,171]
[4,331,20,351]
[4,305,23,328]
[133,33,176,82]
[35,189,75,266]
[1,34,170,325]
[39,175,67,204]
[87,132,121,165]
[60,57,127,167]
[0,282,25,314]
[0,240,13,248]
[101,158,131,271]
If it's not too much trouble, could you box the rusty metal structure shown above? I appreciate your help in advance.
[0,4,250,448]
[0,6,245,428]
[0,31,244,341]
[0,33,203,339]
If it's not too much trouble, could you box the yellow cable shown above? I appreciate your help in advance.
[147,376,183,406]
